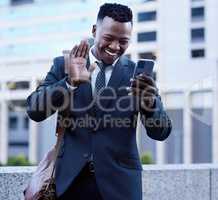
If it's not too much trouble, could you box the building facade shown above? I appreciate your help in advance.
[0,0,218,165]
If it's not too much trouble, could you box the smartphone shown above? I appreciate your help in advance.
[132,59,155,78]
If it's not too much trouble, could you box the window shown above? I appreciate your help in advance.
[191,7,204,21]
[9,116,18,129]
[165,109,184,164]
[24,116,29,129]
[138,11,156,22]
[11,0,33,6]
[191,49,205,58]
[9,141,28,147]
[138,52,156,60]
[191,28,205,42]
[192,108,212,163]
[7,81,29,90]
[137,31,157,42]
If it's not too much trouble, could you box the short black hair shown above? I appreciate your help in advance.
[97,3,133,24]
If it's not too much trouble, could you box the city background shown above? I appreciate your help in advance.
[0,0,218,166]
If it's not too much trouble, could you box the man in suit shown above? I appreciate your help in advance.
[26,3,172,200]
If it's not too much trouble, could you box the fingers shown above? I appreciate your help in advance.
[67,40,90,86]
[140,96,156,110]
[130,87,156,110]
[134,74,156,87]
[131,81,158,94]
[70,40,89,61]
[130,76,158,96]
[70,40,89,59]
[81,41,89,58]
[70,45,78,58]
[75,40,84,57]
[131,87,156,97]
[85,43,90,59]
[74,40,89,58]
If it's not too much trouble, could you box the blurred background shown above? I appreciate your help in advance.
[0,0,218,166]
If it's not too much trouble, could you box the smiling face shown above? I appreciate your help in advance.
[92,16,132,65]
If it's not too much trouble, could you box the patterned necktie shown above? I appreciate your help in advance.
[94,61,107,95]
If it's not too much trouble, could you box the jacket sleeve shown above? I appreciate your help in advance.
[140,95,172,141]
[26,56,71,122]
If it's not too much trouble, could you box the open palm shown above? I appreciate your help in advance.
[64,40,95,85]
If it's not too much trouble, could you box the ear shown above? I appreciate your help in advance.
[92,25,96,38]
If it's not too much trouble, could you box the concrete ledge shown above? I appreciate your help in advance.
[0,167,36,200]
[0,164,218,200]
[211,168,218,200]
[142,164,216,200]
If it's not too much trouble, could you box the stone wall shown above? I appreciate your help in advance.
[0,164,217,200]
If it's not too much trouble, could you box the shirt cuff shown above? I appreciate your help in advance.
[65,81,78,90]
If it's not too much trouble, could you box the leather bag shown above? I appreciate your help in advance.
[24,125,65,200]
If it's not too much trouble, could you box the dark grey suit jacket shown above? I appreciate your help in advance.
[26,55,172,200]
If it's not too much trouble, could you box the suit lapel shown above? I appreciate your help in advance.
[107,56,128,89]
[96,56,129,117]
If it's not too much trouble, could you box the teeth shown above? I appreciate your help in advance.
[105,49,117,56]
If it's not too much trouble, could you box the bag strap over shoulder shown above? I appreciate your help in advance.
[50,111,70,180]
[50,125,65,179]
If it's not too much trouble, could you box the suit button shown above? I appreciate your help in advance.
[83,153,89,158]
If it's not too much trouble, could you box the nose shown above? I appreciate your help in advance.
[109,41,120,51]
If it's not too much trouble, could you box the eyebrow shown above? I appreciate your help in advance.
[104,34,130,40]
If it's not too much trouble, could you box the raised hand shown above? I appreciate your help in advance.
[64,40,95,86]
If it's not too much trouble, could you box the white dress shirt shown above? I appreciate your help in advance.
[66,46,119,93]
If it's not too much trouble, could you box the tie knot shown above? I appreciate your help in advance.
[96,61,108,71]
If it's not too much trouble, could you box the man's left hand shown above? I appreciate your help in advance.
[130,73,158,112]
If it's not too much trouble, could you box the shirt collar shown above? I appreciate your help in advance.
[89,46,119,67]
